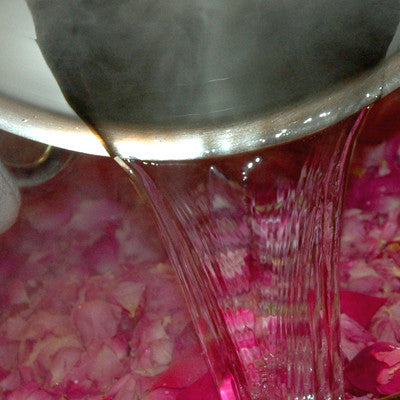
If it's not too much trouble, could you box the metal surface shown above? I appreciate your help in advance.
[0,129,52,169]
[0,130,74,187]
[0,0,400,160]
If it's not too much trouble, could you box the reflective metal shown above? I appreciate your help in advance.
[0,130,74,187]
[0,0,399,160]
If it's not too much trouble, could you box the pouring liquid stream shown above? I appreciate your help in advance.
[113,111,366,400]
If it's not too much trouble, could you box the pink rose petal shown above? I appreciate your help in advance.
[108,373,137,400]
[151,354,208,390]
[345,342,400,396]
[88,344,124,385]
[5,383,55,400]
[82,234,120,274]
[112,281,145,315]
[25,191,73,233]
[371,296,400,344]
[176,372,220,400]
[340,290,387,328]
[72,300,121,346]
[340,314,376,361]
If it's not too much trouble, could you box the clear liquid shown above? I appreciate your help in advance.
[115,112,366,399]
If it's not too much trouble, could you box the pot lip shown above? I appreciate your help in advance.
[1,51,400,161]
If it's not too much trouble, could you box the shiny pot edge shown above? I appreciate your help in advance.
[0,51,399,161]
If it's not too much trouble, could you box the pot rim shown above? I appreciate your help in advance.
[1,51,400,161]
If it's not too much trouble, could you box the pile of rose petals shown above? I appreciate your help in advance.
[0,157,219,400]
[340,92,400,399]
[1,94,400,399]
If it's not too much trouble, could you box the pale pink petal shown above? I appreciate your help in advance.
[112,281,145,315]
[25,193,73,233]
[88,344,124,385]
[72,300,121,346]
[371,296,400,344]
[108,373,138,400]
[340,314,376,361]
[69,199,124,231]
[49,346,82,385]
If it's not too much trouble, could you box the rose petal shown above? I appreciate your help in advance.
[25,191,73,233]
[377,364,400,395]
[82,234,120,274]
[5,383,54,400]
[340,314,376,361]
[88,344,124,385]
[108,373,137,400]
[112,281,145,315]
[72,300,121,346]
[69,199,124,231]
[371,296,400,344]
[340,290,387,328]
[345,342,400,396]
[374,349,400,366]
[50,346,82,385]
[176,372,220,400]
[151,354,208,390]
